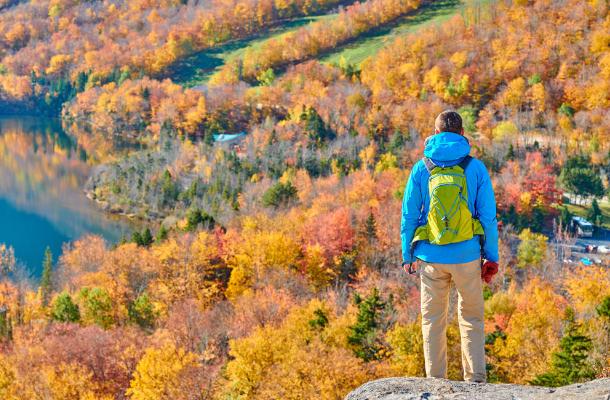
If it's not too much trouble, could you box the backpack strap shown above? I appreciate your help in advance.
[424,155,472,172]
[458,155,472,171]
[423,157,436,173]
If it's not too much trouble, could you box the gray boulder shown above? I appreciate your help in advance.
[345,377,610,400]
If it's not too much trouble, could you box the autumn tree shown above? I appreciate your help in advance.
[127,343,202,400]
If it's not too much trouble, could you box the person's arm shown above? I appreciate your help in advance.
[475,163,499,262]
[401,162,423,263]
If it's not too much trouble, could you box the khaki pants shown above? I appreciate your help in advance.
[420,259,486,382]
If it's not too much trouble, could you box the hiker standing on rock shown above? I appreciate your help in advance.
[400,110,499,383]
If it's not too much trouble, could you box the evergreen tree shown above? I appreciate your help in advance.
[141,228,153,246]
[308,308,329,331]
[300,106,335,147]
[506,143,516,160]
[362,211,378,242]
[597,296,610,320]
[51,292,80,323]
[531,308,595,387]
[40,247,53,307]
[156,225,169,242]
[161,170,179,205]
[587,199,602,226]
[348,288,394,361]
[74,70,88,92]
[559,206,573,230]
[131,231,142,245]
[78,287,114,329]
[0,306,12,341]
[262,181,298,208]
[128,293,157,330]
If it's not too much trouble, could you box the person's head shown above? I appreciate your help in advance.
[434,110,464,135]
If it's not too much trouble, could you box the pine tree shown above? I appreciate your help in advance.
[348,288,394,361]
[128,293,157,330]
[587,199,602,226]
[531,308,594,387]
[597,296,610,353]
[506,143,516,160]
[362,211,378,242]
[308,308,329,331]
[131,231,143,245]
[141,228,153,246]
[40,247,53,307]
[156,225,169,242]
[559,206,573,230]
[51,292,80,323]
[0,306,12,341]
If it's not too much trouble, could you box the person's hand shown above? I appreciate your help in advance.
[481,260,499,283]
[402,261,417,275]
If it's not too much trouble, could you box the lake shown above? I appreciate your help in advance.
[0,116,135,277]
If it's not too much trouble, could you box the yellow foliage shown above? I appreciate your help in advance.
[589,30,610,55]
[517,228,547,269]
[42,363,109,400]
[46,54,73,75]
[223,299,364,398]
[359,143,377,170]
[484,291,516,321]
[529,82,546,112]
[386,319,425,376]
[303,244,335,290]
[127,343,200,400]
[502,77,526,109]
[256,338,371,400]
[0,355,17,400]
[585,79,609,109]
[450,51,468,69]
[492,121,518,141]
[226,256,255,301]
[564,267,610,316]
[489,280,565,383]
[423,65,446,96]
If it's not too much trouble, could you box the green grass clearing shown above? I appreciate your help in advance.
[320,0,462,66]
[168,14,336,87]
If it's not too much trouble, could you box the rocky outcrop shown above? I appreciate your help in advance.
[345,377,610,400]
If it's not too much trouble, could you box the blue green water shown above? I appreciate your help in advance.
[0,116,134,277]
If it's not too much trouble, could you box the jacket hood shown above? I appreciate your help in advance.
[423,132,471,167]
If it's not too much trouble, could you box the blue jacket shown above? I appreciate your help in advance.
[401,132,499,264]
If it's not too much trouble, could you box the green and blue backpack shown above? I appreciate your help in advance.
[409,155,484,262]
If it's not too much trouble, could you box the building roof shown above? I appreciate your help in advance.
[213,132,246,143]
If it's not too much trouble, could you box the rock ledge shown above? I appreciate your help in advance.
[345,377,610,400]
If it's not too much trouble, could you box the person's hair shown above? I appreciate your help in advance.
[435,110,463,134]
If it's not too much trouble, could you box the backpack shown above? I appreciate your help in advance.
[411,155,484,251]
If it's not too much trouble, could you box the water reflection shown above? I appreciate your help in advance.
[0,116,135,275]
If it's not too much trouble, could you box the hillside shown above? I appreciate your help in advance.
[0,0,608,399]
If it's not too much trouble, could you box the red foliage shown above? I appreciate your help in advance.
[304,207,356,261]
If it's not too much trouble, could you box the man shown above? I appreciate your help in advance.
[400,110,499,383]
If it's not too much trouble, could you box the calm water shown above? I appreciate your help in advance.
[0,116,134,276]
